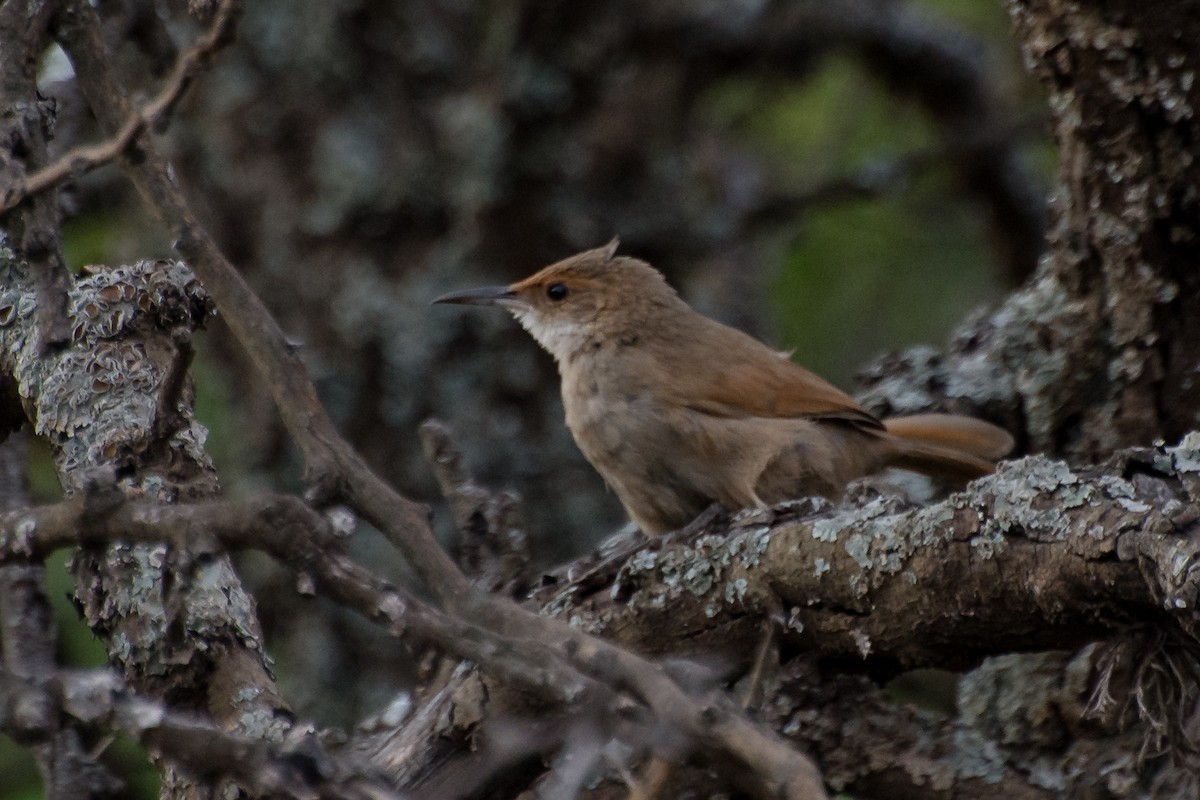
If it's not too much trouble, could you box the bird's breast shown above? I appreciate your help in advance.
[562,369,648,468]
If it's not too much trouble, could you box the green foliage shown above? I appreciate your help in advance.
[775,181,1000,386]
[191,341,251,489]
[707,55,937,180]
[921,0,1014,36]
[0,736,38,800]
[705,55,1010,386]
[60,210,114,270]
[60,205,171,271]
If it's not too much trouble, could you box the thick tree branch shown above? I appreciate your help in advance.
[0,248,292,800]
[0,433,1197,796]
[0,484,827,799]
[858,0,1200,463]
[0,0,72,352]
[535,437,1200,671]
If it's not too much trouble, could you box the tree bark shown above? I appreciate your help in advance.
[861,0,1200,463]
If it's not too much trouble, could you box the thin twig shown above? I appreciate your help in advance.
[0,486,828,799]
[0,666,403,800]
[0,0,239,216]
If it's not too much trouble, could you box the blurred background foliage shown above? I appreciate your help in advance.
[3,0,1053,795]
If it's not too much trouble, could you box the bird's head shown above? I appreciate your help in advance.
[433,238,684,362]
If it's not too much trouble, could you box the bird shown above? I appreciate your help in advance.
[434,239,1014,535]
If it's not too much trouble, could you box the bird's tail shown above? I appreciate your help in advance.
[882,413,1014,483]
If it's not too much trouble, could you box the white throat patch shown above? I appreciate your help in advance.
[510,308,593,364]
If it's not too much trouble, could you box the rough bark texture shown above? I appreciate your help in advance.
[0,434,125,799]
[538,445,1199,670]
[0,245,292,798]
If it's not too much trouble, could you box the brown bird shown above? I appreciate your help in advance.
[434,240,1013,534]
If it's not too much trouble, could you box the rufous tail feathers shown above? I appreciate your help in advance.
[882,413,1015,483]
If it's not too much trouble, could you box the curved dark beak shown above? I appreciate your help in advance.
[432,285,518,307]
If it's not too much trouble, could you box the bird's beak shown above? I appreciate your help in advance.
[432,285,522,308]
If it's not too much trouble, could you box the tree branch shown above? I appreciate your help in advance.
[0,482,827,799]
[55,0,470,605]
[532,438,1200,672]
[0,0,73,352]
[0,0,240,217]
[0,666,402,800]
[1,434,1197,794]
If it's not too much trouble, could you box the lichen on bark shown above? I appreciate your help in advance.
[0,239,286,734]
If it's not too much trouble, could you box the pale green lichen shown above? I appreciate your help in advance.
[0,258,216,489]
[843,530,879,572]
[566,609,609,633]
[969,529,1008,559]
[621,523,778,618]
[1014,455,1079,492]
[1059,483,1094,508]
[11,516,36,557]
[628,548,658,572]
[910,504,955,546]
[811,519,841,543]
[189,558,266,646]
[541,586,578,618]
[1172,432,1200,472]
[987,456,1078,541]
[681,561,716,596]
[1116,497,1151,513]
[951,727,1010,785]
[833,499,955,590]
[110,631,134,663]
[1097,475,1137,499]
[724,578,749,604]
[738,526,772,567]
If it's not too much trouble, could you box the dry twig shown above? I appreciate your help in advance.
[0,0,240,216]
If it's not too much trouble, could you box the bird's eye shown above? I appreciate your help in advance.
[546,283,569,301]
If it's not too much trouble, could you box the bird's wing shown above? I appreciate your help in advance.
[661,317,883,429]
